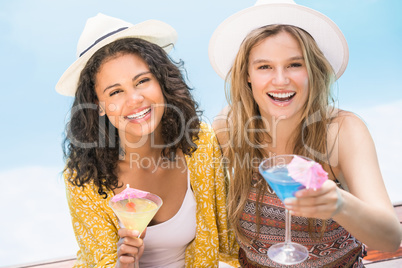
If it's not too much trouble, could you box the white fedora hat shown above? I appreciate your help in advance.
[209,0,348,80]
[56,13,178,96]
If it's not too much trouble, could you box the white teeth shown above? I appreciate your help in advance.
[127,108,151,119]
[268,92,295,98]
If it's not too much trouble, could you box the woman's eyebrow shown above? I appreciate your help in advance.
[251,56,304,65]
[132,71,151,82]
[103,83,120,93]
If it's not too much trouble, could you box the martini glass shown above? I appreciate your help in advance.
[259,154,310,265]
[110,191,163,268]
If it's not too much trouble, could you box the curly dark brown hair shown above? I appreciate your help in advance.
[63,38,201,198]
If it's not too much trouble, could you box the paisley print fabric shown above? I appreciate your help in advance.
[65,123,239,267]
[237,174,366,268]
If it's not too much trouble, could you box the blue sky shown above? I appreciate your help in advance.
[1,0,401,266]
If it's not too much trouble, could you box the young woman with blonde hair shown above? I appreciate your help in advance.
[210,0,402,267]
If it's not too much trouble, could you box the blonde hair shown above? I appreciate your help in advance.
[224,24,336,244]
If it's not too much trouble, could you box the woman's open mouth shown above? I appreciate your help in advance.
[125,107,151,120]
[267,92,296,102]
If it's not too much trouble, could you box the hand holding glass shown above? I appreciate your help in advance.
[110,186,163,268]
[259,154,327,265]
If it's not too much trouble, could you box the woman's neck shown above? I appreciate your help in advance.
[118,128,165,165]
[264,114,301,155]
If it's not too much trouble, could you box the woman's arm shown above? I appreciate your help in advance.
[286,113,402,251]
[333,113,401,251]
[65,173,144,267]
[65,175,119,267]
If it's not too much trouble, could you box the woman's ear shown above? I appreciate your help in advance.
[98,103,106,116]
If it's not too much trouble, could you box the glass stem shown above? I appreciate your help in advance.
[284,208,292,246]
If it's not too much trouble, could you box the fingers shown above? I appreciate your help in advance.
[118,228,140,239]
[286,202,334,219]
[117,235,142,248]
[118,255,135,266]
[115,257,134,268]
[284,180,342,219]
[116,228,144,265]
[117,241,143,257]
[294,180,334,198]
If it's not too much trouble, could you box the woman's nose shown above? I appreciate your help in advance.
[272,69,290,85]
[126,90,144,106]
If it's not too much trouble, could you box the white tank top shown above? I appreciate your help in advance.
[139,171,197,267]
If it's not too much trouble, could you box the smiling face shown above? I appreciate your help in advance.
[94,53,165,141]
[247,31,309,122]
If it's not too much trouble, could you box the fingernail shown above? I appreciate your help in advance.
[295,190,304,197]
[284,197,297,205]
[131,230,139,237]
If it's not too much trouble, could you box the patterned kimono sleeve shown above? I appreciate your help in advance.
[64,172,119,267]
[210,130,240,267]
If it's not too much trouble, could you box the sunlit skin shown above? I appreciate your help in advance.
[248,31,309,126]
[95,53,165,146]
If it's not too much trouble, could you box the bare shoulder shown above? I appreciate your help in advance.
[325,109,373,169]
[330,109,369,136]
[329,109,378,171]
[212,105,231,147]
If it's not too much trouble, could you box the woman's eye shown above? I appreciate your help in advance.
[290,63,302,68]
[109,89,122,97]
[137,78,150,86]
[258,65,271,70]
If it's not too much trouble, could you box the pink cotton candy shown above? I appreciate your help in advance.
[111,184,149,202]
[287,156,328,189]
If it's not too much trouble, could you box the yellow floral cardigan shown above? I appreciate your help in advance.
[65,123,239,267]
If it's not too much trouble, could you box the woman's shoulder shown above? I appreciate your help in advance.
[329,108,369,135]
[196,122,218,146]
[187,122,223,167]
[326,108,373,168]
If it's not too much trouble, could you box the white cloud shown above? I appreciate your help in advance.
[353,99,402,204]
[0,166,78,266]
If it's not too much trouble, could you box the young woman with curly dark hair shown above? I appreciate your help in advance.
[56,14,238,268]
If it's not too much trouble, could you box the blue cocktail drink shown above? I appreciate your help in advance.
[259,155,310,265]
[260,166,305,201]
